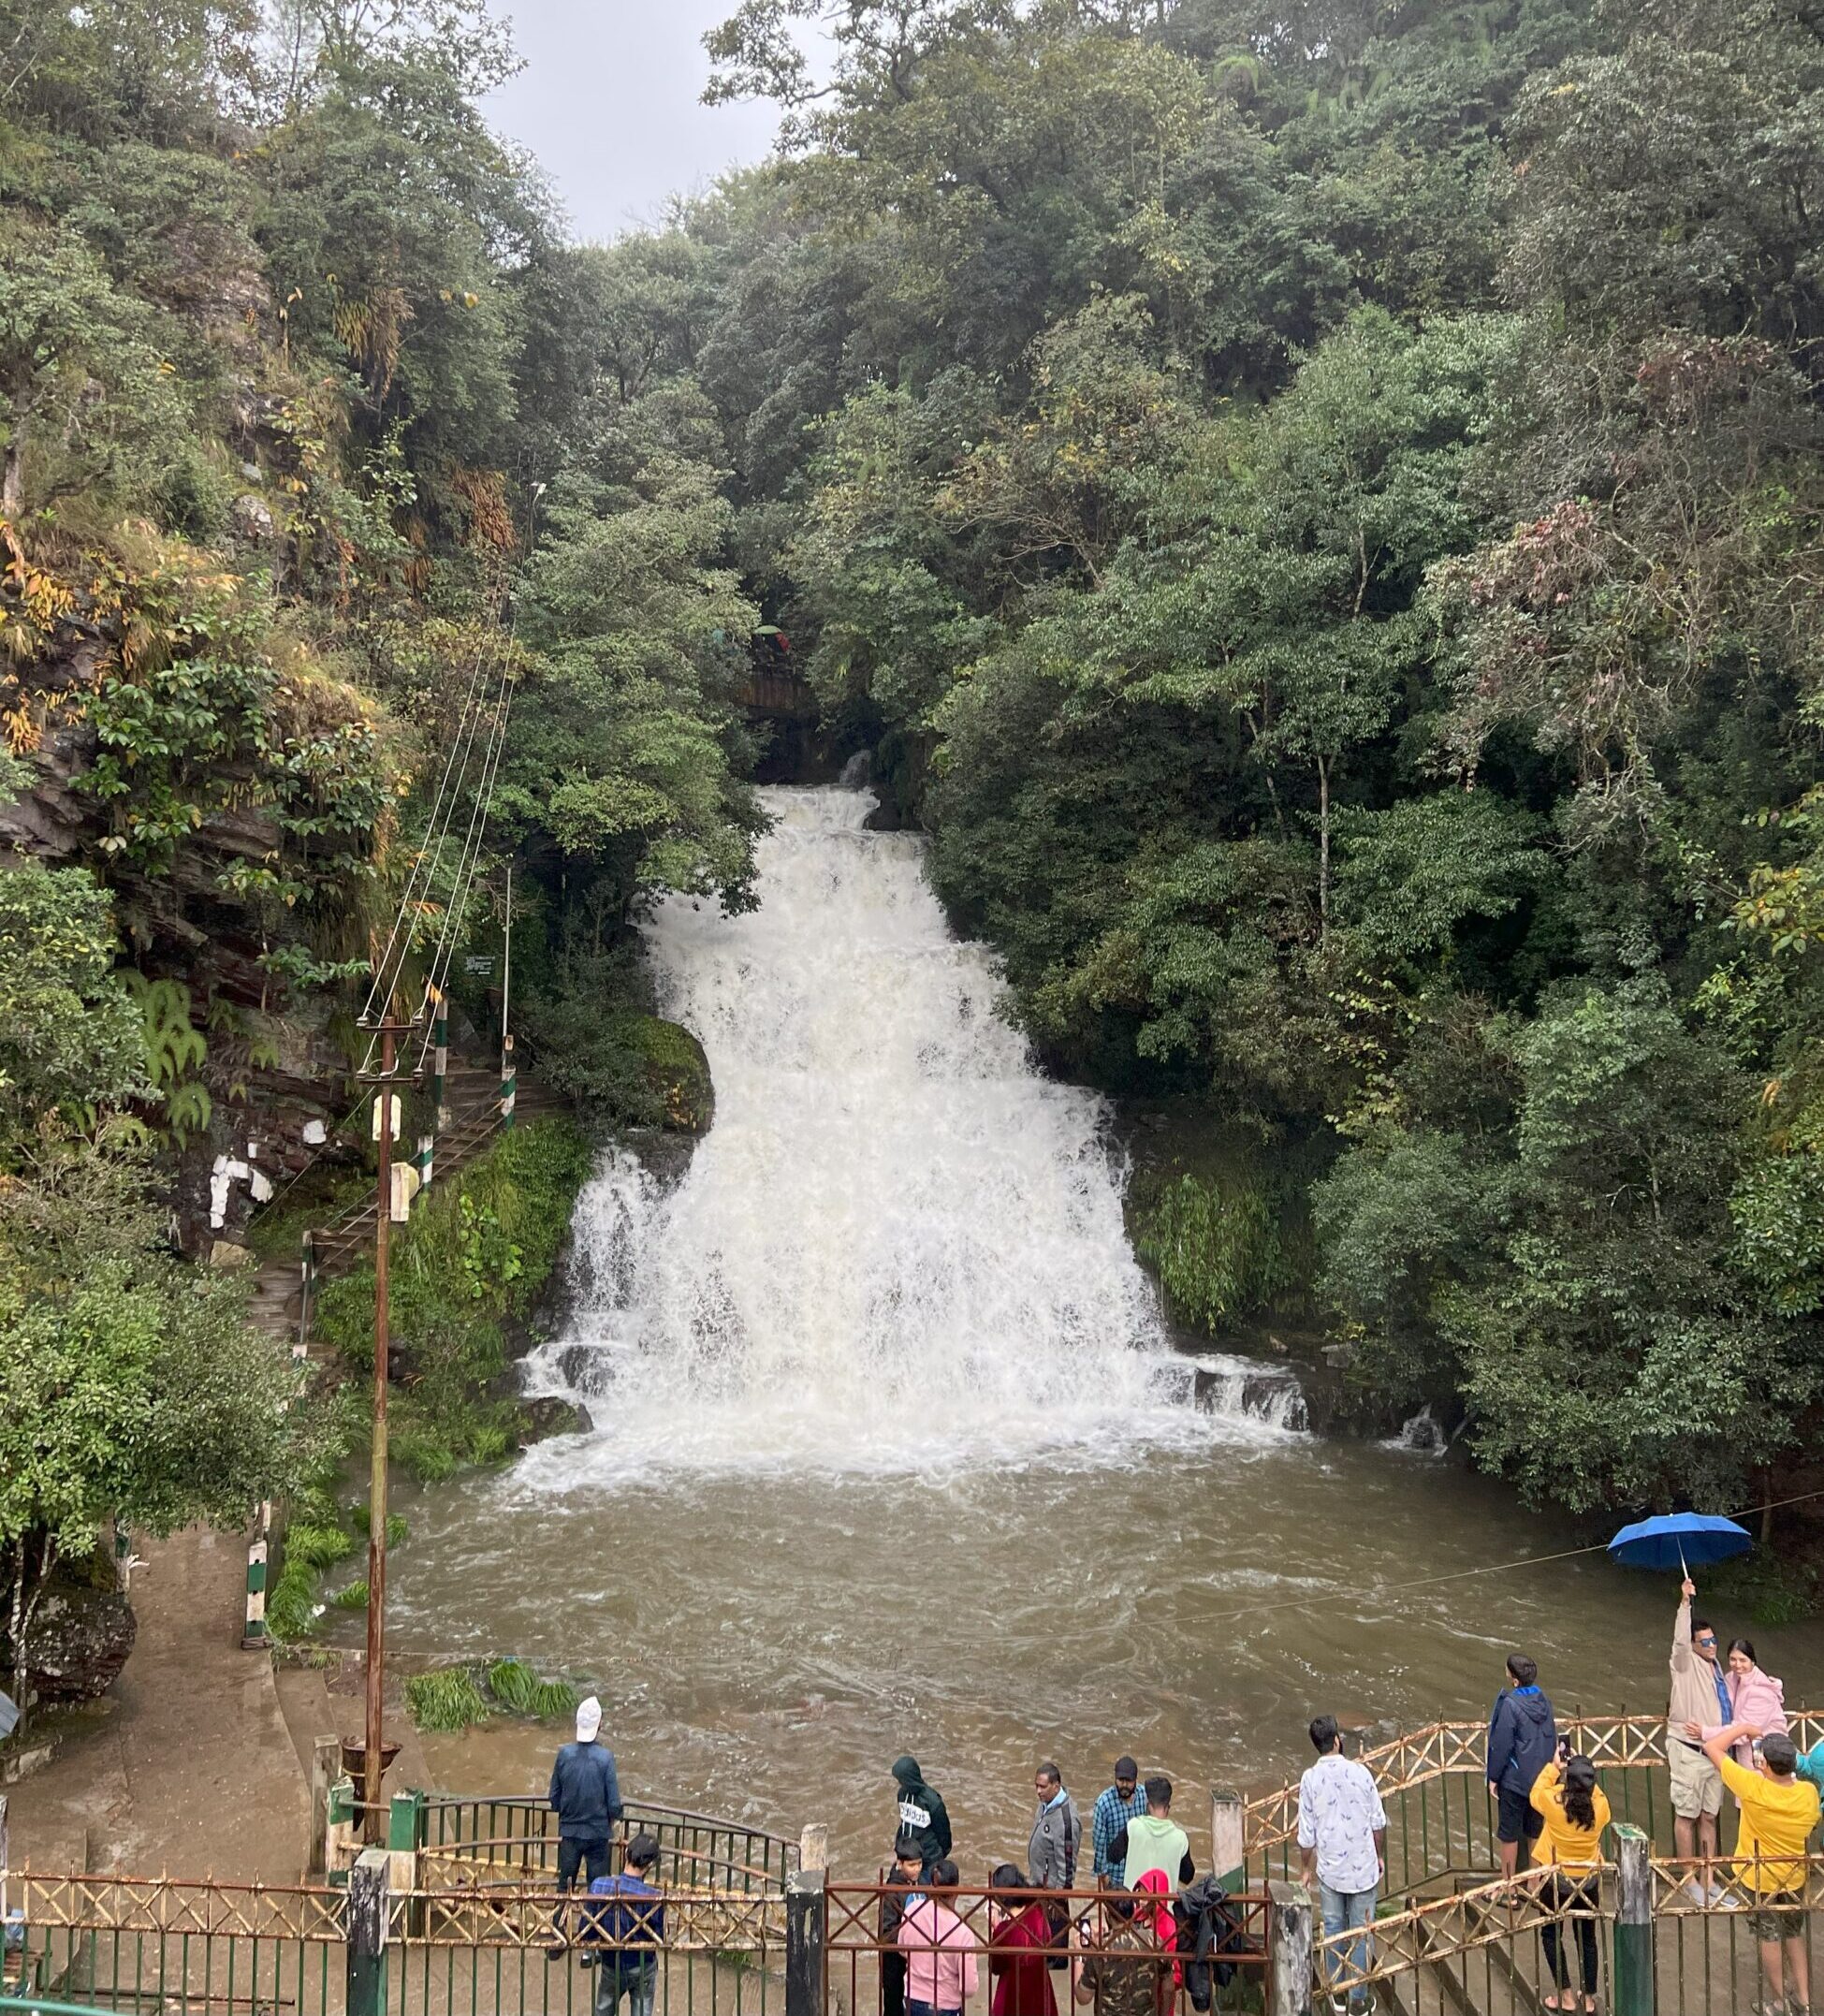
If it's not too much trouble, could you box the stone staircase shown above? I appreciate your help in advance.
[247,1057,565,1351]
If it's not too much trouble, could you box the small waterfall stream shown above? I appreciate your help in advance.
[518,785,1299,1487]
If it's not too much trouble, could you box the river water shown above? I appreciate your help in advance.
[374,787,1824,1869]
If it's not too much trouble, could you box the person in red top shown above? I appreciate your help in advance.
[988,1865,1058,2016]
[1131,1870,1181,1996]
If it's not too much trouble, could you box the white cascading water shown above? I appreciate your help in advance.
[517,786,1299,1487]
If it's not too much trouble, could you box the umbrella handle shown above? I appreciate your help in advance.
[1680,1541,1687,1582]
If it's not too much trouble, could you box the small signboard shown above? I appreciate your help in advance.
[464,956,495,977]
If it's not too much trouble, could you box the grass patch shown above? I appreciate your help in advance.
[1705,1549,1819,1627]
[314,1117,594,1483]
[406,1666,489,1733]
[330,1578,369,1610]
[488,1658,577,1720]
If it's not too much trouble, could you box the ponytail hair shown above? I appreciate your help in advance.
[1728,1637,1758,1666]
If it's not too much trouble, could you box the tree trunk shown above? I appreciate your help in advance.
[1,436,22,519]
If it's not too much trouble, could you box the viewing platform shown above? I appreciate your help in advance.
[4,1711,1818,2016]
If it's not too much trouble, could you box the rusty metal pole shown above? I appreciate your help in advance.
[359,1015,416,1844]
[364,1022,395,1843]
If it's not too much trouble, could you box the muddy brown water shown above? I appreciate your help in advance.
[343,790,1824,1873]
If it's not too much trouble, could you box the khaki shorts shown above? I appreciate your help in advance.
[1668,1738,1724,1820]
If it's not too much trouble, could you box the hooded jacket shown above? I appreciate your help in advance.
[1485,1686,1557,1795]
[892,1756,953,1869]
[1028,1788,1082,1891]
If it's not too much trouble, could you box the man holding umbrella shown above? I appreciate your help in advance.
[1608,1510,1756,1907]
[1669,1575,1732,1904]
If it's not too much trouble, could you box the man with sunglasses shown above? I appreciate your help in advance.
[1669,1575,1733,1903]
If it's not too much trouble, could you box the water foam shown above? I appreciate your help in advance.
[518,786,1297,1487]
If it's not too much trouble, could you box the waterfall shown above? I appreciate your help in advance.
[518,786,1300,1487]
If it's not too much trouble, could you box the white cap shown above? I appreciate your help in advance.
[576,1696,602,1743]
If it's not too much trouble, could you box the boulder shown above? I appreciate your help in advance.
[8,1583,139,1706]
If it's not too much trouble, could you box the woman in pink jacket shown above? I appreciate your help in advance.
[1686,1637,1788,1772]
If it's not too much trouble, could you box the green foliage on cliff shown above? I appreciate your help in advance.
[314,1118,593,1482]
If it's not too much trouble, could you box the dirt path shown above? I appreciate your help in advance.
[7,1527,311,1880]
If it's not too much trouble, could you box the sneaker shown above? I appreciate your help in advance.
[1712,1889,1742,1910]
[1685,1878,1709,1906]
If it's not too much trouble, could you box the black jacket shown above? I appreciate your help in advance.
[1175,1874,1259,2010]
[891,1755,952,1868]
[548,1740,624,1840]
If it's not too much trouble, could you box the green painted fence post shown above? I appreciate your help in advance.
[345,1845,389,2016]
[1612,1823,1654,2016]
[1210,1791,1246,1892]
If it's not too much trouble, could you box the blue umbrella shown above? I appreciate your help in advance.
[1608,1512,1753,1575]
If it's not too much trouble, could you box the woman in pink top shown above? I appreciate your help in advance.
[899,1860,981,2016]
[1688,1637,1788,1771]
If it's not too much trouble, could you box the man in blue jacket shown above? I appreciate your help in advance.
[1485,1654,1557,1877]
[548,1696,624,1954]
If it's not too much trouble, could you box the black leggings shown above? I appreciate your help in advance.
[1539,1874,1598,1995]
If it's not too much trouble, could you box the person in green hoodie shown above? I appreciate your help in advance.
[892,1755,953,1874]
[1120,1777,1190,1892]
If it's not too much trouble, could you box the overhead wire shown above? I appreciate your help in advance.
[357,623,498,1043]
[1205,1486,1824,1629]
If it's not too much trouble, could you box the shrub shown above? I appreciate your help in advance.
[405,1666,489,1732]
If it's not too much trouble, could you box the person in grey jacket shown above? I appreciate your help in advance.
[1029,1762,1082,1891]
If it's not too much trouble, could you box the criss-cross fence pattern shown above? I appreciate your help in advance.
[416,1799,800,1900]
[825,1877,1271,2016]
[0,1867,787,2016]
[1243,1711,1824,1893]
[1253,1713,1824,2015]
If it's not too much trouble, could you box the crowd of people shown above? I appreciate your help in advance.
[540,1580,1824,2016]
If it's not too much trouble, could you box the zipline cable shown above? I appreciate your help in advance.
[357,623,499,1037]
[1205,1486,1824,1628]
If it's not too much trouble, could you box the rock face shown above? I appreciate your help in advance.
[7,1582,139,1706]
[626,1015,714,1134]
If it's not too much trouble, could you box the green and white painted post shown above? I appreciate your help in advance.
[345,1846,389,2016]
[430,987,448,1129]
[415,1134,433,1192]
[241,1502,271,1648]
[295,1231,315,1363]
[1210,1790,1246,1893]
[500,1033,516,1131]
[1612,1823,1655,2016]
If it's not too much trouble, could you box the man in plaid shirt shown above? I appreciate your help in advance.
[1090,1757,1149,1887]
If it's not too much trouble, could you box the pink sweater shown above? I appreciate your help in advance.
[899,1897,980,2012]
[1703,1667,1788,1767]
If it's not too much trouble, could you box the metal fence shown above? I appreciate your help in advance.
[416,1800,801,1899]
[1243,1711,1824,1893]
[825,1877,1271,2016]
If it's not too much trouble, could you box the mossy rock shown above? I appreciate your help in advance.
[619,1014,713,1133]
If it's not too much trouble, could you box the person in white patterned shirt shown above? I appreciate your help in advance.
[1298,1717,1387,2016]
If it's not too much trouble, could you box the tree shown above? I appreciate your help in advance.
[0,223,180,514]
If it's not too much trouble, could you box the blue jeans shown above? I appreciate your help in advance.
[594,1956,656,2016]
[1320,1883,1377,2009]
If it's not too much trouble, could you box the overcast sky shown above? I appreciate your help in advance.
[483,0,790,242]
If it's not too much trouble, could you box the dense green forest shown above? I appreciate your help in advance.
[2,0,1822,1667]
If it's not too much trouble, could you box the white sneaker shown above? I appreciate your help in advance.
[1685,1878,1709,1906]
[1711,1887,1741,1909]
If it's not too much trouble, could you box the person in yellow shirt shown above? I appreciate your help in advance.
[1702,1725,1820,2016]
[1529,1751,1612,2014]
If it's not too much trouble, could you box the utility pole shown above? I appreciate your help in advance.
[357,1011,418,1844]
